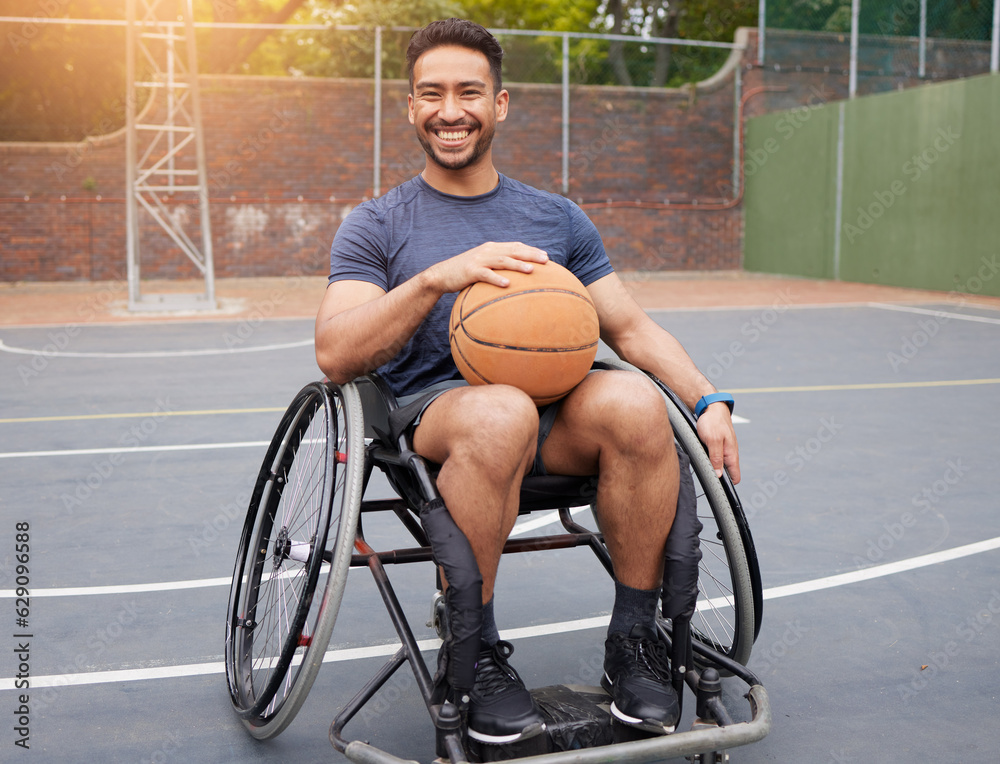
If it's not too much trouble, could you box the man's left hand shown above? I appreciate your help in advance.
[696,404,740,484]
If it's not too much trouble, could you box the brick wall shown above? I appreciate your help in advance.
[1,49,748,282]
[7,28,979,283]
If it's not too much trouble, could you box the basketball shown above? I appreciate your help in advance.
[449,261,600,405]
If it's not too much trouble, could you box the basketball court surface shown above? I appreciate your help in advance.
[1,273,999,762]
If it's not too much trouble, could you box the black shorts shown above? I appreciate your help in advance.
[387,380,564,477]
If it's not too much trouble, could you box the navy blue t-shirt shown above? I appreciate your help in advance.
[329,174,614,397]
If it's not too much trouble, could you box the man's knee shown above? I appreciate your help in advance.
[588,372,672,454]
[585,371,666,421]
[437,385,539,456]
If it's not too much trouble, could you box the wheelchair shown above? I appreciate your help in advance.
[224,359,771,763]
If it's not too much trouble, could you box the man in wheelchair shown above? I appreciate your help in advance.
[315,18,740,748]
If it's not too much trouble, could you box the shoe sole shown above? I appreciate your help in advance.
[608,701,676,735]
[467,721,545,745]
[602,673,677,735]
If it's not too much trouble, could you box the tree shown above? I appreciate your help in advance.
[200,0,311,74]
[2,0,990,141]
[228,0,464,80]
[0,0,312,142]
[0,0,128,142]
[592,0,757,87]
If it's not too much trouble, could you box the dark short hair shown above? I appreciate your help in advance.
[406,18,504,94]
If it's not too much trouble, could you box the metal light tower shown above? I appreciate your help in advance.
[125,0,216,311]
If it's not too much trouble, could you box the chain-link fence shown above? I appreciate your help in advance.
[0,15,744,144]
[206,23,736,89]
[0,16,747,204]
[760,0,999,96]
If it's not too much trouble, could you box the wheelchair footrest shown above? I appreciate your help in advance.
[468,684,656,762]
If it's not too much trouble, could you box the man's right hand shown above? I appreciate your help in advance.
[316,242,547,384]
[424,241,548,293]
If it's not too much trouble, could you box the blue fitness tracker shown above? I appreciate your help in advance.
[694,393,735,419]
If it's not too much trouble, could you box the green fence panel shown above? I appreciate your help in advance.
[840,73,1000,294]
[743,100,840,280]
[744,72,1000,297]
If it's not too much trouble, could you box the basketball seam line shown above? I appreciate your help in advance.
[460,338,598,353]
[461,287,595,319]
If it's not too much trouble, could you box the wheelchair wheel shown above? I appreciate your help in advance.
[225,381,365,739]
[668,396,757,667]
[597,359,758,666]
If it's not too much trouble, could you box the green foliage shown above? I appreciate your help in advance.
[461,0,599,31]
[867,0,994,40]
[0,0,129,142]
[1,0,993,141]
[765,0,850,31]
[241,0,463,80]
[767,0,994,39]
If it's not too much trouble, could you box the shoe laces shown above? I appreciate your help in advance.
[621,632,671,682]
[474,640,523,697]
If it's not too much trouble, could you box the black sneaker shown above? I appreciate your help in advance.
[601,624,679,734]
[466,640,545,744]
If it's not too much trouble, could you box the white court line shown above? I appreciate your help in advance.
[0,338,313,358]
[0,509,593,599]
[2,534,999,691]
[0,416,748,460]
[509,506,590,537]
[759,534,1000,600]
[0,441,269,460]
[868,303,1000,325]
[3,577,236,598]
[5,514,996,601]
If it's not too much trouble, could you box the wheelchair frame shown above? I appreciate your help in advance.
[225,360,770,763]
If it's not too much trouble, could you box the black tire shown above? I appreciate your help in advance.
[597,359,760,666]
[225,381,365,739]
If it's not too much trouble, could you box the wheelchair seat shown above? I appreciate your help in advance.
[224,359,769,763]
[354,371,600,514]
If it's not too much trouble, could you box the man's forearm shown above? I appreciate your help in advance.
[611,322,717,412]
[315,271,442,383]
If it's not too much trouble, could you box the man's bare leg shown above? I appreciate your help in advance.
[541,370,678,587]
[541,369,681,734]
[412,384,539,604]
[412,384,544,743]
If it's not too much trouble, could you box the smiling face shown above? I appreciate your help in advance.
[408,45,509,181]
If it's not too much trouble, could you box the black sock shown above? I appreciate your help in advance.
[481,596,501,647]
[608,581,660,638]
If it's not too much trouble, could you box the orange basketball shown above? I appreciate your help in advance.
[449,261,599,405]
